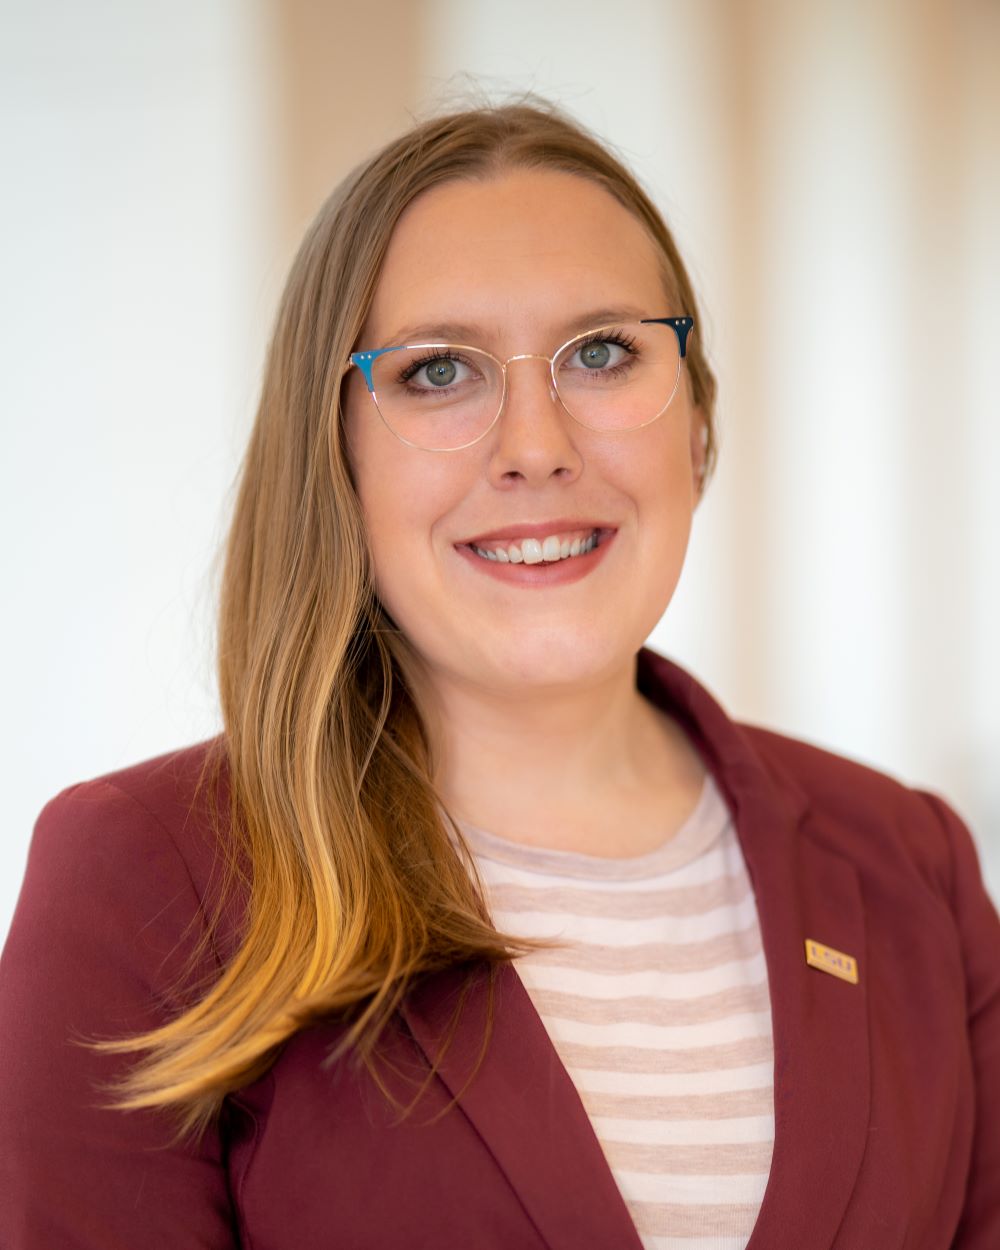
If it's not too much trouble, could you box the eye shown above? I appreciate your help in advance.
[399,352,476,389]
[420,358,459,387]
[579,341,613,369]
[566,332,637,372]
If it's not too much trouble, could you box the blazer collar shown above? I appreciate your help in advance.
[401,648,870,1250]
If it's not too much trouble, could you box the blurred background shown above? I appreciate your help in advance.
[2,0,998,940]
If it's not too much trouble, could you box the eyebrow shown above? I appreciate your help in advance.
[383,321,487,348]
[381,306,653,349]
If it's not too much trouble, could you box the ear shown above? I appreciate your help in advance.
[689,407,708,504]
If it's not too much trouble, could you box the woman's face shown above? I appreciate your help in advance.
[343,168,706,696]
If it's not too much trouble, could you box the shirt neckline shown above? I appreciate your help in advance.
[452,772,731,881]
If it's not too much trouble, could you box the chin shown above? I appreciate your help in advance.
[472,625,631,689]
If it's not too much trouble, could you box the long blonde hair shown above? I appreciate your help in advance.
[91,97,719,1140]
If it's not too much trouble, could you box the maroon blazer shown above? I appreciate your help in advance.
[2,648,999,1248]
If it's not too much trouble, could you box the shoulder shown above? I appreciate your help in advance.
[33,737,228,886]
[741,720,920,810]
[50,735,227,827]
[0,740,239,1238]
[18,737,239,983]
[739,722,964,902]
[639,648,970,893]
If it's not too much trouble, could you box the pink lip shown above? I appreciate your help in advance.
[458,519,617,545]
[454,528,617,587]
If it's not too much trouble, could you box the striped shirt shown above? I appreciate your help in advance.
[454,772,774,1250]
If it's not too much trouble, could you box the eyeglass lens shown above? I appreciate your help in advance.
[368,321,682,451]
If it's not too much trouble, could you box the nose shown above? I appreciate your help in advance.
[504,353,560,406]
[486,354,583,485]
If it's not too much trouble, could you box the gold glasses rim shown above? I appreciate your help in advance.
[343,317,690,451]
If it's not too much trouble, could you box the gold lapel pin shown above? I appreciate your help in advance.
[805,938,859,985]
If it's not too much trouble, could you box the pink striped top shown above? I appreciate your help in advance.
[455,773,774,1250]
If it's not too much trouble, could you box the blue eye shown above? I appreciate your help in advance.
[580,342,611,369]
[423,359,457,387]
[568,334,635,372]
[398,352,478,390]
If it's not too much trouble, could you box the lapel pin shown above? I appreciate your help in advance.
[805,938,859,985]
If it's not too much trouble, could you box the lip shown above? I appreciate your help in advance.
[454,528,617,587]
[458,519,618,545]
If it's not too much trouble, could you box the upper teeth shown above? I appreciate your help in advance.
[471,530,599,564]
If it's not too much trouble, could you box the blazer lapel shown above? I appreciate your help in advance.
[638,649,871,1249]
[401,960,645,1250]
[731,762,870,1250]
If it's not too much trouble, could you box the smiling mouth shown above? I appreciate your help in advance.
[459,526,617,566]
[467,528,597,564]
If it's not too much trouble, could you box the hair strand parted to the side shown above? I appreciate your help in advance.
[84,96,719,1143]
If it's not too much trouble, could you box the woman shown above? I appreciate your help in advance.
[1,100,997,1250]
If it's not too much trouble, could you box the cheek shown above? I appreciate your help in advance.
[344,392,407,605]
[348,431,470,614]
[345,382,411,534]
[361,498,433,636]
[623,421,699,575]
[616,413,698,507]
[358,473,421,609]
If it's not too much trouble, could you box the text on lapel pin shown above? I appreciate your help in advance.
[804,939,859,984]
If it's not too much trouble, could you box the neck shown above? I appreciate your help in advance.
[402,648,703,848]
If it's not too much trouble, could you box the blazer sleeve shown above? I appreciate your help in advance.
[919,791,1000,1247]
[0,780,239,1249]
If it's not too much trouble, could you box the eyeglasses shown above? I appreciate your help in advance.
[345,316,694,452]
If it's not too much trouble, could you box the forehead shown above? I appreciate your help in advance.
[362,168,670,347]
